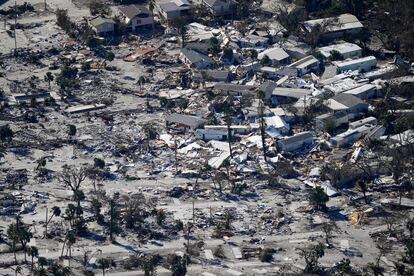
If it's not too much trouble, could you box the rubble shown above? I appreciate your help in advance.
[0,0,413,275]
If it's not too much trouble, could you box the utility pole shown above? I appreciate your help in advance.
[13,0,17,55]
[192,199,195,225]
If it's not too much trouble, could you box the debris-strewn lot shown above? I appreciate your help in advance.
[1,0,414,275]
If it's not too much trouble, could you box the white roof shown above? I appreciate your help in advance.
[325,99,348,111]
[265,115,289,129]
[344,84,376,96]
[289,55,319,69]
[303,13,363,33]
[258,47,289,61]
[333,56,377,68]
[318,42,361,58]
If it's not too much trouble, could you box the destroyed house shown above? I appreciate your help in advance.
[180,48,213,69]
[318,42,362,59]
[195,128,229,141]
[193,70,230,82]
[343,83,378,100]
[156,0,190,21]
[288,55,320,76]
[259,81,278,101]
[89,16,115,36]
[202,0,236,16]
[204,125,257,134]
[165,113,206,130]
[213,83,259,98]
[333,56,377,73]
[302,13,364,39]
[271,87,312,105]
[277,131,314,152]
[13,92,50,103]
[349,116,378,130]
[258,47,290,66]
[259,66,298,79]
[315,111,358,132]
[330,124,376,147]
[118,5,154,31]
[325,94,368,114]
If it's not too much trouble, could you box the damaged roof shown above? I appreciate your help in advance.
[181,48,213,65]
[118,5,151,20]
[166,113,206,129]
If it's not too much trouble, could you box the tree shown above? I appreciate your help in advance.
[365,255,385,276]
[18,221,32,263]
[88,0,111,16]
[108,193,120,242]
[259,248,274,262]
[97,258,110,276]
[44,206,61,238]
[137,76,146,94]
[27,246,39,272]
[169,255,187,276]
[44,72,54,89]
[357,179,369,204]
[250,49,258,60]
[67,124,77,139]
[321,222,336,247]
[237,0,250,18]
[0,146,6,161]
[298,243,325,273]
[0,124,13,144]
[7,222,19,265]
[257,90,267,162]
[156,209,166,226]
[59,165,87,195]
[223,101,234,158]
[61,230,76,258]
[93,158,105,169]
[170,17,188,48]
[309,186,329,211]
[56,65,78,93]
[91,197,105,224]
[11,266,22,276]
[222,48,233,61]
[141,255,157,276]
[260,55,271,66]
[209,37,220,56]
[56,9,73,35]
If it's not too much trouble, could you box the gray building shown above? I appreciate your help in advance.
[277,131,314,152]
[166,113,206,130]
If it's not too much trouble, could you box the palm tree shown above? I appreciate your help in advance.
[0,146,6,160]
[28,246,39,272]
[44,72,54,90]
[137,76,146,94]
[11,266,22,276]
[97,258,110,276]
[44,206,61,238]
[7,222,19,264]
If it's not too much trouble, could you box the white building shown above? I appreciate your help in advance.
[288,55,320,76]
[89,16,115,36]
[118,5,154,31]
[333,56,377,73]
[258,47,290,66]
[195,128,230,141]
[156,0,191,21]
[202,0,236,16]
[302,13,364,39]
[343,83,378,100]
[318,42,362,59]
[277,131,314,152]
